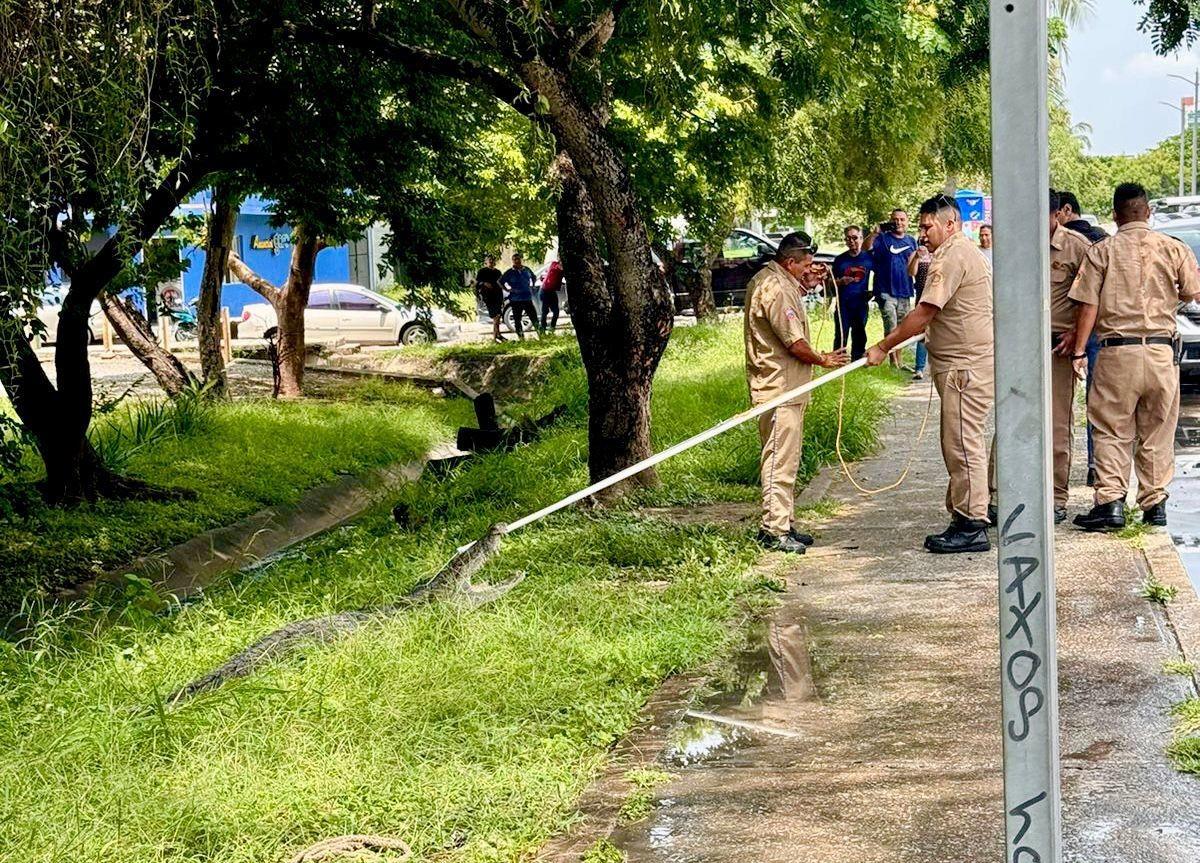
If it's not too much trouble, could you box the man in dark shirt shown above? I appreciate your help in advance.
[831,225,874,360]
[1056,190,1110,485]
[865,208,918,366]
[500,252,541,339]
[475,255,505,343]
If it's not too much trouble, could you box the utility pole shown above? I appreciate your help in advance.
[990,2,1061,863]
[1161,100,1187,196]
[1170,70,1199,194]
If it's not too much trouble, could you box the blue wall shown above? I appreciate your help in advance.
[178,210,352,316]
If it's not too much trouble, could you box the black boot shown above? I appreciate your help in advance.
[925,514,991,554]
[757,529,807,555]
[1073,501,1126,532]
[1143,500,1168,527]
[788,526,815,546]
[987,504,998,527]
[1054,507,1067,524]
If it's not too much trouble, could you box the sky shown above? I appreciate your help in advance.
[1063,0,1200,155]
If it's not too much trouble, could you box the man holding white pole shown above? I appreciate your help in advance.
[866,194,995,554]
[744,232,848,554]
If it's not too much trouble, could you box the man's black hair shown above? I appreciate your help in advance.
[1049,188,1060,212]
[918,193,961,218]
[1112,182,1148,218]
[1057,190,1082,214]
[777,231,817,263]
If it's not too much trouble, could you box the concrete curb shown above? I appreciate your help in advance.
[1141,532,1200,690]
[534,673,703,862]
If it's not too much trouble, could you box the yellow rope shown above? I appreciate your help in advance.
[287,835,411,863]
[823,257,935,495]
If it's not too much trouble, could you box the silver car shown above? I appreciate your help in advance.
[1156,221,1200,377]
[34,285,104,344]
[237,283,461,346]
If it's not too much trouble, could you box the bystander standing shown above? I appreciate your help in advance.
[865,209,917,367]
[475,255,505,343]
[540,259,564,333]
[501,253,541,340]
[977,224,992,264]
[831,226,873,360]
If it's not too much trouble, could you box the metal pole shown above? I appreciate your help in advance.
[1160,101,1186,196]
[1193,71,1197,194]
[989,3,1061,863]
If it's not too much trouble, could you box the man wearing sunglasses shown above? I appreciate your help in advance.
[745,232,849,554]
[866,194,995,554]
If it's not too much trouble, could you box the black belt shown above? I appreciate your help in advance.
[1099,336,1174,348]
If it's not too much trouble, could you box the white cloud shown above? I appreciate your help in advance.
[1114,50,1200,81]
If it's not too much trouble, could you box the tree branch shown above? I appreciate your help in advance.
[285,21,538,116]
[228,252,283,305]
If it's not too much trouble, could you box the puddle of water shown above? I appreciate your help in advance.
[698,618,816,713]
[663,717,752,767]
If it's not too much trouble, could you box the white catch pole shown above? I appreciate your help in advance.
[456,334,924,552]
[990,1,1062,861]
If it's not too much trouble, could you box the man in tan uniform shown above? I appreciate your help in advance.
[745,232,848,554]
[867,194,994,553]
[1046,189,1092,523]
[1069,182,1200,531]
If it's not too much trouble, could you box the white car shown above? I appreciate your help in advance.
[1158,220,1200,377]
[238,283,461,346]
[34,285,104,344]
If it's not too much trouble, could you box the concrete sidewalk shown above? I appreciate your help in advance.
[603,385,1200,862]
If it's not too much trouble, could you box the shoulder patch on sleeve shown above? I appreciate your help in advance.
[785,307,797,319]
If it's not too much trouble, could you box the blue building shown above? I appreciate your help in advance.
[173,193,372,316]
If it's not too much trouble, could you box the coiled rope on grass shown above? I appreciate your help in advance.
[287,834,411,863]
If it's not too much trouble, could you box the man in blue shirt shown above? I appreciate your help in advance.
[831,225,873,360]
[500,252,541,339]
[865,208,918,366]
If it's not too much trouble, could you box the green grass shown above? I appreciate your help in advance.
[1163,657,1197,677]
[1168,698,1200,775]
[0,381,472,602]
[0,320,901,863]
[1139,573,1178,605]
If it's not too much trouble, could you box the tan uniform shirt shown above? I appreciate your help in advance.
[1068,220,1200,338]
[920,231,994,373]
[1049,225,1091,332]
[744,261,812,406]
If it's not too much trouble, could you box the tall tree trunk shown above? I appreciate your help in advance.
[198,187,239,396]
[556,156,658,490]
[99,294,197,397]
[273,226,320,398]
[524,65,672,488]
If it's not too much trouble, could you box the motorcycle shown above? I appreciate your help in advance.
[161,303,198,342]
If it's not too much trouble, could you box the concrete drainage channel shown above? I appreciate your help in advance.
[59,441,467,604]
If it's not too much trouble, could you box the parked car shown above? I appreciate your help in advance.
[1152,195,1200,226]
[672,229,835,314]
[237,283,461,346]
[1156,220,1200,377]
[33,285,104,344]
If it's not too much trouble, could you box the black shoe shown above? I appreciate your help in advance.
[1073,501,1126,532]
[1143,501,1168,527]
[757,530,807,554]
[1087,467,1097,488]
[987,504,998,527]
[1054,507,1067,524]
[788,526,815,546]
[925,515,991,554]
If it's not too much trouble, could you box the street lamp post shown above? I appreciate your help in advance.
[1160,100,1187,196]
[1169,70,1200,194]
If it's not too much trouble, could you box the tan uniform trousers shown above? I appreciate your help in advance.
[1088,344,1179,508]
[1050,353,1077,509]
[934,365,995,520]
[758,404,807,535]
